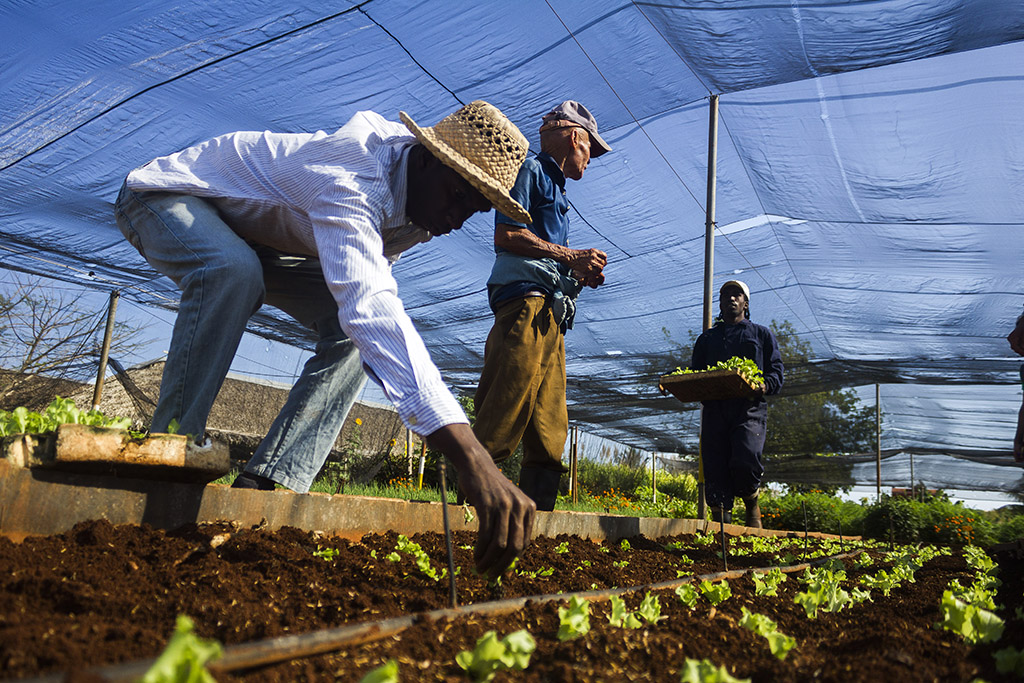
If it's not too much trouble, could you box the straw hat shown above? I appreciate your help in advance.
[401,101,531,224]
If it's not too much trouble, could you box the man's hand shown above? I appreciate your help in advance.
[426,424,535,578]
[566,248,607,278]
[574,271,605,288]
[1009,317,1024,356]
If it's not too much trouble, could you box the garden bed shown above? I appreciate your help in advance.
[1,520,1020,681]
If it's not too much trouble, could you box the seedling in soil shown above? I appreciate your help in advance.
[359,658,398,683]
[389,535,446,582]
[751,568,787,597]
[994,646,1024,676]
[637,592,664,624]
[608,595,643,629]
[455,629,536,682]
[619,539,632,551]
[555,541,570,554]
[698,579,732,605]
[613,560,629,569]
[739,608,796,661]
[679,657,750,683]
[141,614,222,683]
[692,532,715,547]
[312,546,339,562]
[794,567,849,618]
[557,595,591,641]
[936,590,1005,645]
[675,583,699,608]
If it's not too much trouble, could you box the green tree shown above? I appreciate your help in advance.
[765,320,876,455]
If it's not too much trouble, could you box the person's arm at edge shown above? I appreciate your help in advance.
[1008,311,1024,356]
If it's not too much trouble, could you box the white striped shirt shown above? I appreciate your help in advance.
[127,111,467,435]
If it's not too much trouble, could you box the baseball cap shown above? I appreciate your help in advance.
[720,280,751,299]
[539,100,611,157]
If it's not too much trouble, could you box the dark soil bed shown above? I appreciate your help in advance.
[0,519,1020,681]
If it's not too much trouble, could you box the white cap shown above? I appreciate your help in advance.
[720,280,750,299]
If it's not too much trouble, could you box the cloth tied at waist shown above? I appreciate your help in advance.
[487,252,583,329]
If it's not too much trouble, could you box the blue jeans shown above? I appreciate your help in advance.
[114,183,367,492]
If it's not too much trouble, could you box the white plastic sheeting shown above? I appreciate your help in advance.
[2,0,1023,457]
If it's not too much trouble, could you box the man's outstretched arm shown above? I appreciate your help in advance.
[426,423,536,578]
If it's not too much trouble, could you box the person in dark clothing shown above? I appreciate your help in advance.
[691,280,784,527]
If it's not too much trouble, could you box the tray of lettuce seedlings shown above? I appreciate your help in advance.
[658,357,764,403]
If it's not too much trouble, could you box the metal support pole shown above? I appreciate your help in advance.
[417,441,426,490]
[91,290,119,411]
[651,451,657,505]
[406,429,413,478]
[698,94,719,522]
[875,384,881,501]
[570,425,579,505]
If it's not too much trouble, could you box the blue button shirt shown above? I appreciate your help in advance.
[490,153,571,305]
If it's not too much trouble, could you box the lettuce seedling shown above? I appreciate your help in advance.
[738,608,796,661]
[390,535,446,582]
[555,541,570,554]
[679,658,751,683]
[358,658,399,683]
[141,615,222,683]
[994,646,1024,676]
[698,579,732,605]
[675,584,699,608]
[794,568,849,618]
[557,596,591,641]
[937,590,1005,645]
[637,592,664,624]
[751,568,787,597]
[608,595,642,629]
[455,630,536,682]
[312,546,339,562]
[620,539,632,551]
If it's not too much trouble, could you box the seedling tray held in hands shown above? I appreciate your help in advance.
[658,369,758,403]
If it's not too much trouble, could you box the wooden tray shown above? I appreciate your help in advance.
[658,368,759,403]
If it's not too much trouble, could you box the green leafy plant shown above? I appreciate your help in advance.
[554,541,570,554]
[675,584,699,608]
[637,592,664,624]
[613,560,629,569]
[455,630,536,682]
[141,615,222,683]
[738,608,796,660]
[679,658,750,683]
[936,590,1005,645]
[698,579,732,605]
[390,535,445,582]
[751,568,787,597]
[669,356,764,387]
[312,546,339,562]
[794,567,849,618]
[619,539,632,551]
[359,659,399,683]
[0,397,131,437]
[557,596,591,641]
[994,646,1024,676]
[608,595,643,629]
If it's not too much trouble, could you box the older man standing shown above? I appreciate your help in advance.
[472,101,611,511]
[114,101,535,577]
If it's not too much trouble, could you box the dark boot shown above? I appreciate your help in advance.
[232,471,276,490]
[710,506,732,524]
[518,466,562,512]
[743,493,762,529]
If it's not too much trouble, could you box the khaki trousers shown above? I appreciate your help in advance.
[473,296,568,472]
